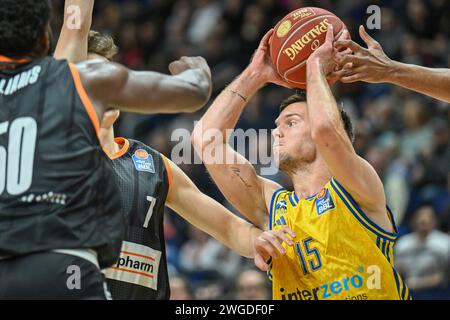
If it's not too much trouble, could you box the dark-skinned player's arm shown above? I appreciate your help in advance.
[75,56,212,114]
[163,157,294,259]
[334,25,450,103]
[191,30,286,230]
[306,25,394,233]
[54,0,94,62]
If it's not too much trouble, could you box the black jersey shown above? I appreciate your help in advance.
[0,56,124,268]
[104,138,171,300]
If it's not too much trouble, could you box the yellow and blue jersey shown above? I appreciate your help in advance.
[268,178,411,300]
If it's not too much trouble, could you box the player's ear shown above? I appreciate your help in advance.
[33,27,51,57]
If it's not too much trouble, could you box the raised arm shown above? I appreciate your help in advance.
[306,25,393,232]
[54,0,94,62]
[164,157,262,258]
[335,25,450,103]
[191,30,285,230]
[75,56,212,114]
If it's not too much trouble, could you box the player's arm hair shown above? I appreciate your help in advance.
[387,63,450,103]
[306,58,388,224]
[54,0,94,62]
[192,70,281,230]
[76,60,211,114]
[164,158,262,258]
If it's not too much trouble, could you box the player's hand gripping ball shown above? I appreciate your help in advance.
[270,7,348,89]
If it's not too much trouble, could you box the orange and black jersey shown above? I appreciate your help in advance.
[104,138,171,300]
[0,56,124,268]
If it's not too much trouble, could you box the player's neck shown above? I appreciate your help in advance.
[291,158,331,200]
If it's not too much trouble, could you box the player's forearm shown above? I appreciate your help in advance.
[306,59,342,137]
[192,68,264,149]
[387,61,450,103]
[225,221,262,258]
[64,0,95,33]
[54,0,94,62]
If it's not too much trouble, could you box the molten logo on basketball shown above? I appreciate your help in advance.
[282,19,330,61]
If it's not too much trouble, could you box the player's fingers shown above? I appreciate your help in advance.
[256,237,279,259]
[273,229,294,246]
[334,40,364,54]
[336,54,366,67]
[168,60,185,75]
[325,24,334,44]
[262,233,286,255]
[331,62,353,78]
[279,226,296,239]
[260,28,274,48]
[339,28,351,41]
[254,254,270,272]
[340,73,366,83]
[359,25,381,49]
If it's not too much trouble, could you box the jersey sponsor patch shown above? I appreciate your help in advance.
[132,149,155,173]
[104,241,162,290]
[315,188,335,216]
[276,199,287,215]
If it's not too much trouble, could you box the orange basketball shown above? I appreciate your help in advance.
[270,7,347,89]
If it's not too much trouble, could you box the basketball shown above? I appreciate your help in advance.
[270,7,347,89]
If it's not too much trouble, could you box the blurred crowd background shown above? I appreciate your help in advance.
[51,0,450,300]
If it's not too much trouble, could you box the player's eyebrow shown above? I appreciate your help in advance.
[275,113,302,126]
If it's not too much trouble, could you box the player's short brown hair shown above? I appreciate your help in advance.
[88,30,118,60]
[279,90,354,143]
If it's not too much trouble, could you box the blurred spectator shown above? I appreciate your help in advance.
[178,225,242,282]
[233,268,271,300]
[395,205,450,299]
[170,274,194,300]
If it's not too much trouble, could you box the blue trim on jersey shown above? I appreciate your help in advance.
[392,267,402,299]
[386,205,399,234]
[288,193,296,207]
[386,242,391,263]
[269,187,285,231]
[401,277,407,300]
[381,238,387,256]
[330,179,398,241]
[305,194,315,201]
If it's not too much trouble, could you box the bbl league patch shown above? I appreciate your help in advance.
[315,188,335,216]
[132,149,155,173]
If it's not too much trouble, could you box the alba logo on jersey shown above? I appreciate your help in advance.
[132,149,155,173]
[104,241,162,290]
[315,188,335,215]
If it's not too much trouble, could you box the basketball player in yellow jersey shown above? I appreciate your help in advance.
[192,25,410,300]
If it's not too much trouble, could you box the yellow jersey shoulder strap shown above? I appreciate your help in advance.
[329,178,398,242]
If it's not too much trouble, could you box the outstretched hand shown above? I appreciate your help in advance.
[332,25,393,83]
